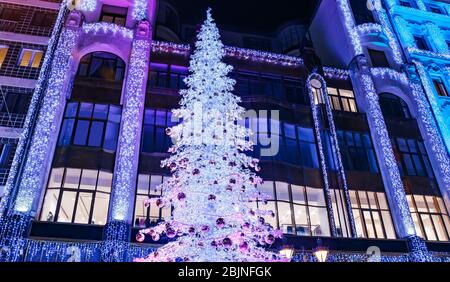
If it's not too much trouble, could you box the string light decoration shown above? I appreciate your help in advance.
[407,47,450,60]
[375,8,404,64]
[359,73,416,236]
[306,75,337,237]
[110,38,150,221]
[0,1,68,219]
[82,22,133,39]
[150,41,303,67]
[79,0,97,12]
[135,9,285,262]
[102,221,130,262]
[337,0,363,55]
[132,0,148,21]
[311,74,357,237]
[323,67,350,80]
[12,29,79,213]
[370,68,408,84]
[411,62,450,187]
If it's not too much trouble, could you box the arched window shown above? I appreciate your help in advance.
[379,93,411,119]
[77,52,125,82]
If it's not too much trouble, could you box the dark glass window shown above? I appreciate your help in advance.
[393,138,434,178]
[58,102,122,152]
[349,0,376,25]
[380,93,411,119]
[368,49,390,68]
[0,92,31,115]
[0,7,21,21]
[232,72,308,105]
[30,11,56,28]
[148,63,188,89]
[433,79,448,97]
[399,1,412,8]
[77,52,125,81]
[40,168,112,225]
[414,36,430,51]
[427,5,444,14]
[141,108,178,153]
[337,130,379,173]
[407,195,450,241]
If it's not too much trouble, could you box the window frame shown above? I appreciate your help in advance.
[18,49,43,68]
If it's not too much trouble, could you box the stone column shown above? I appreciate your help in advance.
[349,56,417,239]
[424,22,449,54]
[102,21,151,261]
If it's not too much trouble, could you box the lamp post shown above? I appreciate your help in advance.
[313,238,329,262]
[279,245,295,262]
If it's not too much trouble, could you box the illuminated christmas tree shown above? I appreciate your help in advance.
[135,9,285,262]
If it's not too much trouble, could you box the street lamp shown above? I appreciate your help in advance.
[313,239,329,263]
[279,246,294,261]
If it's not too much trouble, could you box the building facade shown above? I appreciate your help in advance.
[0,0,449,262]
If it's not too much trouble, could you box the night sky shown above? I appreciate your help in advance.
[166,0,321,33]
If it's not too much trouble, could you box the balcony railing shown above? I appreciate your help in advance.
[0,19,17,33]
[0,168,9,186]
[0,112,26,128]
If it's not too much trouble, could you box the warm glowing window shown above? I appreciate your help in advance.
[0,46,8,67]
[350,190,396,239]
[19,49,43,68]
[407,195,450,241]
[433,79,448,97]
[40,168,112,225]
[327,87,358,113]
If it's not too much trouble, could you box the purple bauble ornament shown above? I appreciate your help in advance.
[188,227,196,235]
[265,234,275,244]
[166,228,176,239]
[208,194,216,201]
[239,242,249,252]
[216,218,225,228]
[156,199,165,208]
[177,192,186,201]
[192,168,200,175]
[223,237,232,248]
[136,232,145,243]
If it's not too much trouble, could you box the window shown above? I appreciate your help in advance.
[0,92,31,115]
[427,5,444,14]
[380,93,411,119]
[30,11,56,28]
[407,195,450,241]
[248,118,319,168]
[77,52,125,81]
[414,36,430,51]
[433,79,448,97]
[57,102,122,151]
[399,0,412,8]
[257,182,330,237]
[232,71,308,105]
[0,46,8,67]
[0,143,13,168]
[349,0,376,25]
[141,108,178,153]
[327,87,358,113]
[18,49,43,68]
[393,138,434,178]
[350,191,396,239]
[40,168,112,225]
[0,7,21,21]
[368,49,390,68]
[148,63,188,89]
[337,130,379,173]
[134,174,172,227]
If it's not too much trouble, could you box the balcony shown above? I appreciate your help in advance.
[0,19,17,33]
[0,112,26,128]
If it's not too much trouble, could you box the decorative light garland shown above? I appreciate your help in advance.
[0,1,68,218]
[12,29,79,213]
[151,41,304,67]
[306,74,338,237]
[412,62,450,185]
[323,67,350,80]
[82,22,133,39]
[337,0,363,55]
[111,38,150,221]
[376,8,404,64]
[132,0,148,21]
[309,74,357,237]
[3,238,449,262]
[370,67,409,84]
[407,47,450,60]
[359,73,416,236]
[79,0,97,12]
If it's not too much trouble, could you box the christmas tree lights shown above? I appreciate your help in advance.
[135,9,285,262]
